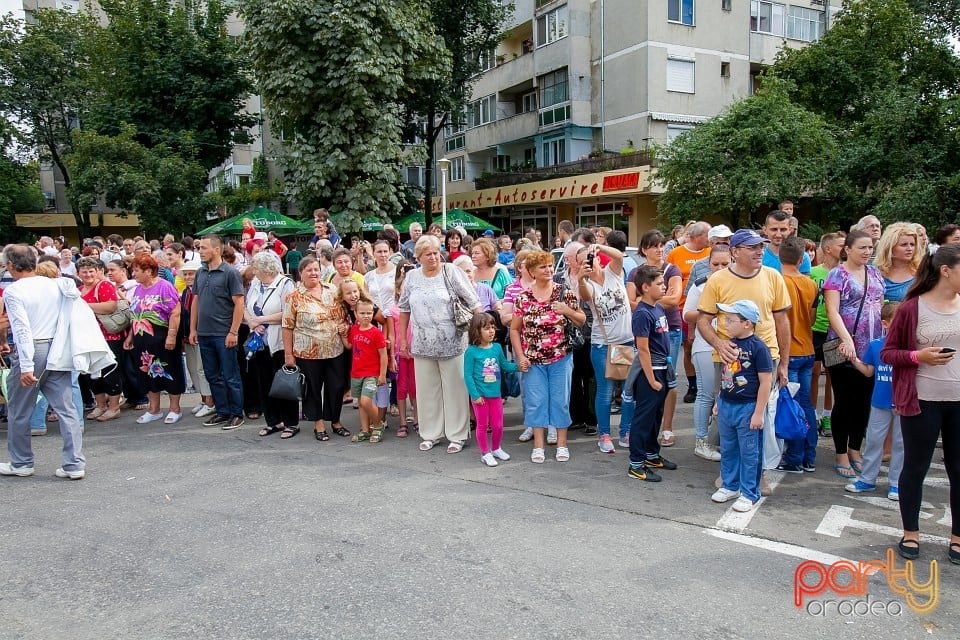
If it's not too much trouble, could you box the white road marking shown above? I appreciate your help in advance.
[714,470,785,533]
[705,529,856,566]
[880,465,948,487]
[815,505,950,544]
[938,505,951,527]
[844,494,933,518]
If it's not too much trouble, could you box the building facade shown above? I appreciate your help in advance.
[435,0,840,244]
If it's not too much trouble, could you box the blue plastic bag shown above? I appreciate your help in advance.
[775,386,809,441]
[502,370,521,398]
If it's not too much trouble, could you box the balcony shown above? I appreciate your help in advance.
[464,111,539,151]
[471,51,535,100]
[475,150,654,189]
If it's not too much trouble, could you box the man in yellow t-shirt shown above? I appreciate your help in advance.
[698,228,792,479]
[666,221,711,403]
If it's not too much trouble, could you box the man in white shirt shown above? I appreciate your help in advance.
[0,245,86,480]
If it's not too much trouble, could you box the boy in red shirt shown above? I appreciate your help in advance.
[346,299,388,443]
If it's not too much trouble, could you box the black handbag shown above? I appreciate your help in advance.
[560,281,587,349]
[268,365,303,402]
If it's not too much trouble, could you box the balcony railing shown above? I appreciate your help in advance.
[474,150,654,189]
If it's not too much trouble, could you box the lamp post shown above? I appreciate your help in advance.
[437,157,451,231]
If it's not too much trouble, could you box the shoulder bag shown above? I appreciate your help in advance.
[441,264,474,330]
[560,281,587,349]
[822,269,868,369]
[94,280,132,334]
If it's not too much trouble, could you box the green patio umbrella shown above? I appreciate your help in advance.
[329,213,390,233]
[196,207,311,237]
[393,209,499,233]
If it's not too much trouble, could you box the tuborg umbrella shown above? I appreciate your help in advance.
[393,209,499,233]
[196,207,312,237]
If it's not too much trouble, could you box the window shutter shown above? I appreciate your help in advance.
[666,59,695,93]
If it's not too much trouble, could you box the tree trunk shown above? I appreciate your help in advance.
[48,144,92,237]
[423,106,436,229]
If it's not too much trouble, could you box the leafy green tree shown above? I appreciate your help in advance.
[65,126,207,237]
[655,81,836,228]
[0,9,97,234]
[403,0,510,228]
[241,0,449,231]
[0,155,45,241]
[87,0,253,171]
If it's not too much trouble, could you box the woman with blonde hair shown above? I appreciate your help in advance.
[874,222,921,302]
[470,237,512,299]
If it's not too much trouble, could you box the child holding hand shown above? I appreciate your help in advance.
[464,313,518,467]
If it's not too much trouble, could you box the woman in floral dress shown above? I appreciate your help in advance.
[124,254,186,425]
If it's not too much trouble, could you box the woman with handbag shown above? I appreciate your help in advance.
[578,241,635,454]
[824,230,886,478]
[76,257,124,422]
[510,250,585,463]
[281,256,349,441]
[398,235,481,453]
[245,253,297,439]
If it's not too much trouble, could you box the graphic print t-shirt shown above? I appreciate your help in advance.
[350,324,386,378]
[720,334,774,403]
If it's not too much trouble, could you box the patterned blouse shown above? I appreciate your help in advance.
[398,264,479,360]
[514,283,579,365]
[281,282,345,360]
[130,279,180,334]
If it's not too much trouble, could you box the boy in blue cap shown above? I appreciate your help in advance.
[710,299,774,512]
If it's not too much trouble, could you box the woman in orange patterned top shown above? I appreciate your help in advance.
[282,256,350,441]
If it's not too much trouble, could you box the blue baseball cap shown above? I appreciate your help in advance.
[729,228,768,248]
[717,300,761,324]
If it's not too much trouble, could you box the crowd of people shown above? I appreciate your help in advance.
[0,207,957,566]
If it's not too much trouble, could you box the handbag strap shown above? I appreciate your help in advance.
[849,268,870,337]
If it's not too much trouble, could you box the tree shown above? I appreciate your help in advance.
[770,0,960,229]
[241,0,449,231]
[87,0,253,172]
[65,125,207,237]
[655,81,836,228]
[0,9,97,235]
[403,0,511,228]
[0,156,45,242]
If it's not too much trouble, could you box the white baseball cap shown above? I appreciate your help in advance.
[708,225,734,240]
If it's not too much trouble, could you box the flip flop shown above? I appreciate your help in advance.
[259,425,284,437]
[834,464,856,478]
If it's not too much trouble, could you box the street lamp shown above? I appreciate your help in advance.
[437,157,451,231]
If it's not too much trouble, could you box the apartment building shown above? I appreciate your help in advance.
[434,0,839,244]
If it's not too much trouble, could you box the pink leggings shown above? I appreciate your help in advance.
[397,357,416,400]
[471,397,504,454]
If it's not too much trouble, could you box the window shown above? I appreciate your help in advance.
[720,61,730,78]
[449,156,465,182]
[522,91,537,113]
[445,115,465,137]
[405,166,425,188]
[538,69,568,108]
[751,1,785,36]
[542,138,566,166]
[445,135,465,152]
[721,0,732,10]
[786,6,824,42]
[477,48,496,73]
[667,124,695,142]
[467,95,496,128]
[666,58,695,93]
[493,155,511,171]
[668,0,694,25]
[539,105,571,127]
[536,5,568,47]
[524,148,537,165]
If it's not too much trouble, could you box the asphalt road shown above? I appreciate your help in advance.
[1,394,956,639]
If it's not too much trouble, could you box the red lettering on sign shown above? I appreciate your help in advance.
[602,172,641,192]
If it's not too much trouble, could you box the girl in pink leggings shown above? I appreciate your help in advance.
[464,314,519,467]
[390,263,418,437]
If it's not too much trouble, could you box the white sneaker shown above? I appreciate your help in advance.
[195,404,216,418]
[597,434,615,454]
[517,427,534,442]
[190,404,203,415]
[732,496,759,512]
[0,462,35,477]
[695,438,722,461]
[492,448,511,461]
[55,467,85,480]
[546,427,558,445]
[480,453,498,467]
[711,487,740,503]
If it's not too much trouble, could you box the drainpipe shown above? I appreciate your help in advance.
[600,0,606,152]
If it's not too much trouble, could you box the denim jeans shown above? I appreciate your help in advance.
[198,335,244,418]
[629,369,668,464]
[668,329,682,371]
[30,373,83,431]
[590,343,635,439]
[718,398,765,502]
[691,351,718,439]
[784,354,818,466]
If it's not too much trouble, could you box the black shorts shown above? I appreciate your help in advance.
[813,331,829,362]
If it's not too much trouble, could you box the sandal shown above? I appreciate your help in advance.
[314,429,330,441]
[898,537,920,561]
[389,405,400,417]
[949,542,960,565]
[530,447,545,464]
[834,464,857,478]
[279,426,300,439]
[332,424,351,437]
[246,411,261,420]
[396,425,409,438]
[850,459,863,474]
[659,430,675,447]
[447,441,463,454]
[419,439,437,451]
[351,431,371,443]
[370,422,386,443]
[259,425,284,437]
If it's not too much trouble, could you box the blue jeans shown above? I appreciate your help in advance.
[198,335,244,418]
[522,354,573,428]
[784,355,818,466]
[718,398,765,502]
[692,352,718,439]
[629,369,668,465]
[30,373,84,431]
[668,329,682,370]
[590,343,636,439]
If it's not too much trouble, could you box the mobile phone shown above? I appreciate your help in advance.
[586,252,594,264]
[941,347,956,354]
